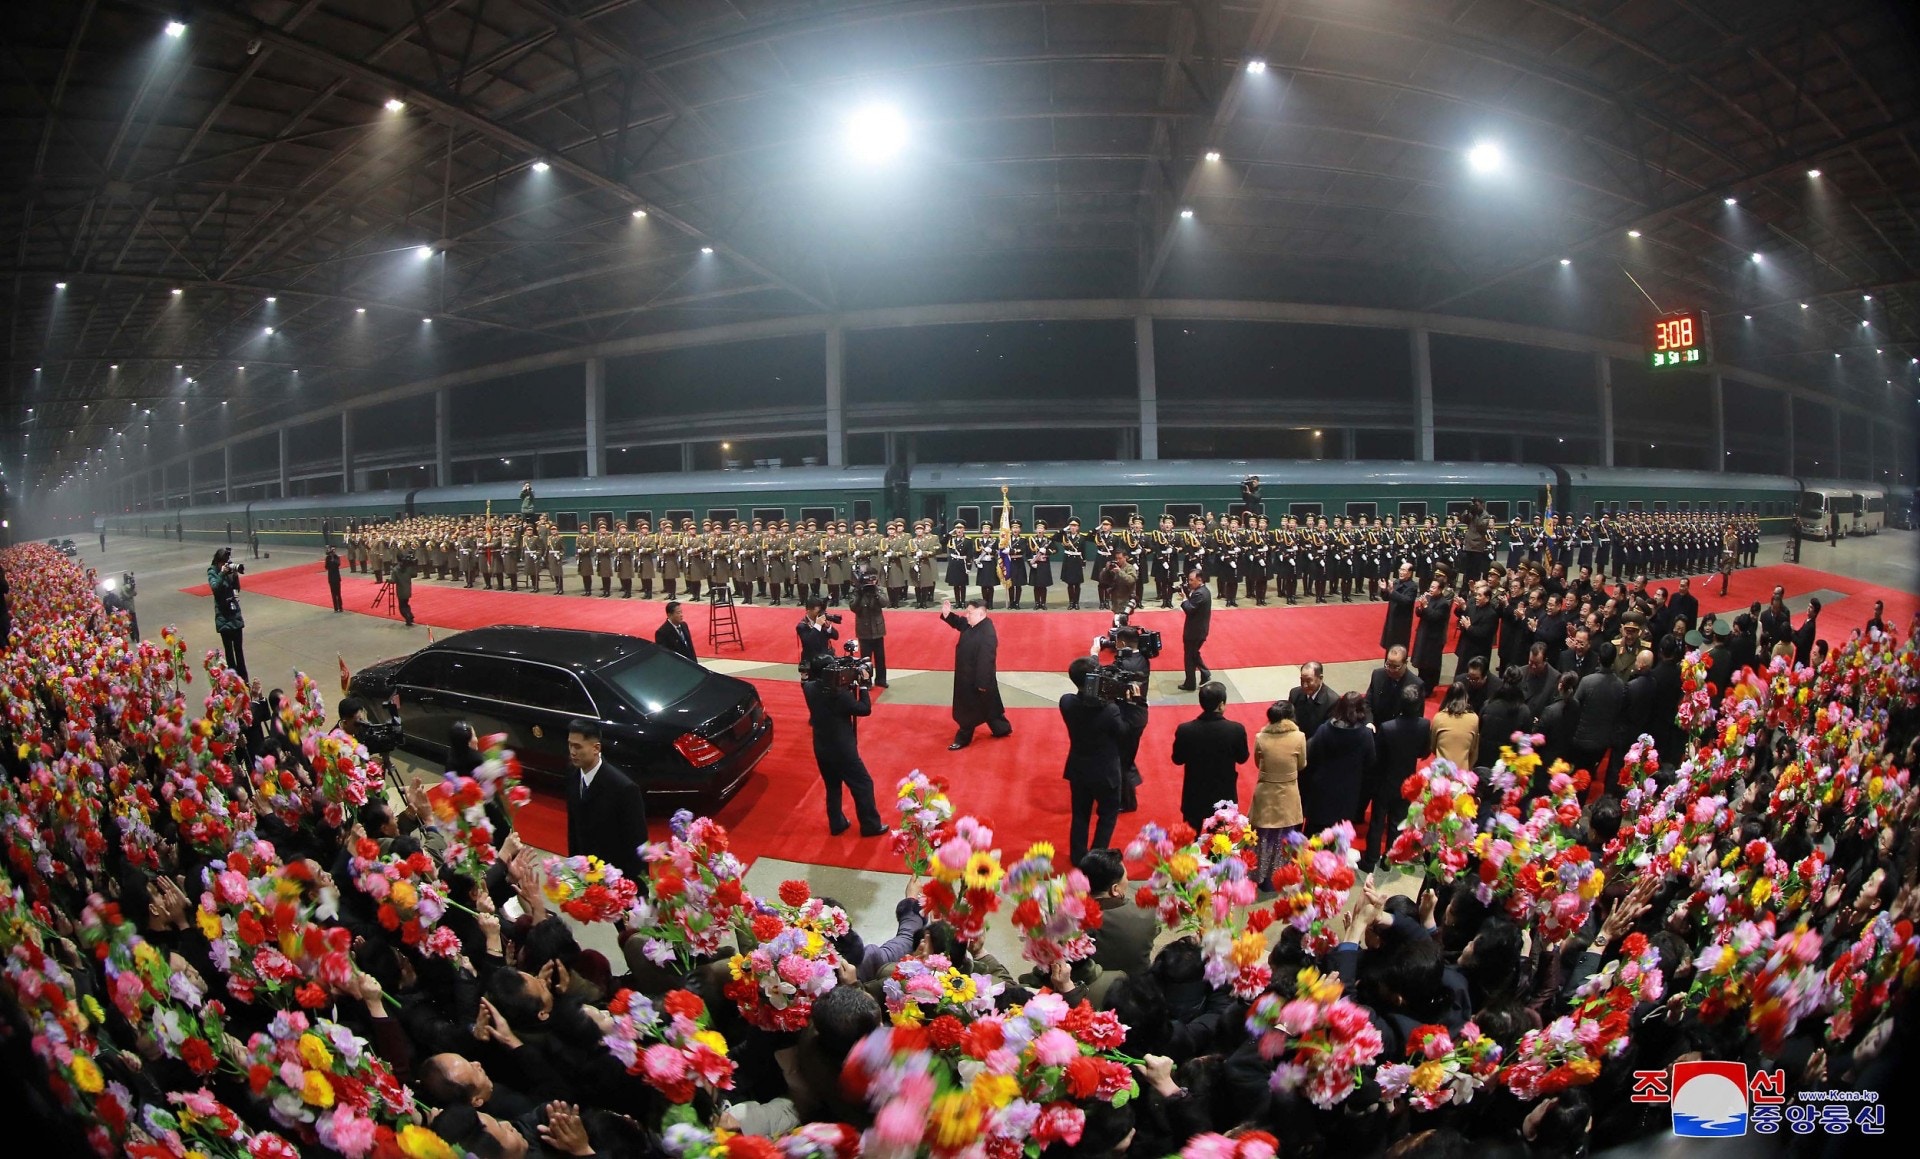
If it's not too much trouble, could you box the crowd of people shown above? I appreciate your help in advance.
[3,534,1919,1159]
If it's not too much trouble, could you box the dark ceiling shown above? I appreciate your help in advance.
[7,0,1920,489]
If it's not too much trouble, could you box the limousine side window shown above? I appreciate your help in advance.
[438,654,516,701]
[396,652,454,688]
[508,665,596,717]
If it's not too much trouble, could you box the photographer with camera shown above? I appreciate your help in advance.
[208,547,248,681]
[803,651,887,837]
[797,597,842,674]
[1241,474,1262,515]
[1102,546,1137,615]
[337,693,406,775]
[1096,619,1157,812]
[849,566,889,688]
[1458,497,1491,583]
[392,545,418,628]
[1176,566,1212,691]
[1061,656,1126,865]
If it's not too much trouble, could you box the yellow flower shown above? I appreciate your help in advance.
[300,1070,335,1108]
[973,1073,1020,1109]
[81,994,106,1027]
[1411,1060,1449,1092]
[1210,833,1232,856]
[196,908,222,940]
[1166,853,1199,884]
[1455,795,1478,821]
[929,1091,986,1150]
[1567,1058,1602,1083]
[297,1032,333,1072]
[396,1125,457,1159]
[70,1054,103,1094]
[894,1001,925,1027]
[693,1029,730,1057]
[1750,878,1773,907]
[1713,951,1738,977]
[1298,967,1344,1004]
[132,941,162,971]
[1023,842,1055,863]
[728,955,748,981]
[803,931,825,959]
[962,851,1003,892]
[1230,931,1266,968]
[185,1151,209,1159]
[1579,870,1606,901]
[260,778,277,799]
[389,880,418,911]
[944,971,978,1004]
[584,860,605,883]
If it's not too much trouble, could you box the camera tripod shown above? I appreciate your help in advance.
[371,578,398,617]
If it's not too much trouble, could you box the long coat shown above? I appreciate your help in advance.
[1301,721,1375,832]
[208,566,244,632]
[943,613,1006,728]
[1251,720,1307,830]
[1411,597,1454,674]
[1380,579,1418,650]
[565,761,649,882]
[1171,711,1249,830]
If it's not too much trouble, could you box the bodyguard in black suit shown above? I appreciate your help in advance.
[563,720,647,882]
[802,656,886,836]
[1171,683,1249,831]
[1061,657,1126,865]
[1378,563,1419,652]
[654,601,697,662]
[1176,568,1213,690]
[1364,646,1423,725]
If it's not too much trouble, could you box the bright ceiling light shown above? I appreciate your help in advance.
[531,160,551,173]
[164,21,186,39]
[416,245,433,259]
[265,296,276,303]
[700,246,714,254]
[1751,252,1762,262]
[384,98,405,112]
[1179,207,1194,219]
[54,282,66,289]
[170,288,182,296]
[1800,303,1808,309]
[1466,141,1504,173]
[1724,197,1736,206]
[1807,168,1821,178]
[422,317,433,324]
[1864,294,1872,301]
[1204,150,1221,162]
[632,209,647,219]
[1627,229,1641,238]
[355,307,366,314]
[845,103,909,162]
[1744,314,1752,320]
[263,326,273,334]
[1559,258,1571,266]
[1246,59,1267,74]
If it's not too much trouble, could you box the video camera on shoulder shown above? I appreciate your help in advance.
[1080,661,1147,703]
[852,566,880,592]
[812,641,872,691]
[1095,612,1162,659]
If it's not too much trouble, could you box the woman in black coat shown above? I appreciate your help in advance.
[1300,692,1376,832]
[1410,578,1454,692]
[1475,667,1534,769]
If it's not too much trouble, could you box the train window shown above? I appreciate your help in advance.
[1291,502,1325,521]
[851,500,872,523]
[582,510,611,531]
[1627,501,1644,514]
[1444,501,1472,521]
[1593,501,1605,517]
[1097,504,1136,527]
[1516,501,1533,520]
[956,505,982,527]
[986,506,1013,529]
[1346,502,1378,521]
[625,510,651,528]
[1676,502,1690,512]
[1653,502,1668,514]
[1732,502,1745,514]
[1397,502,1427,521]
[799,507,835,526]
[553,512,579,532]
[1717,502,1729,514]
[708,508,739,527]
[1033,504,1073,530]
[1165,503,1203,524]
[662,509,695,528]
[1486,501,1509,522]
[752,508,785,525]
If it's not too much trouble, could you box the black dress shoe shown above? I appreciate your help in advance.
[829,819,851,836]
[1175,683,1196,691]
[947,741,968,751]
[860,826,891,838]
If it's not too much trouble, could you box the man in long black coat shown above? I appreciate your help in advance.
[1452,581,1498,670]
[942,598,1012,749]
[1365,646,1422,725]
[1379,562,1418,652]
[1410,579,1454,692]
[1171,683,1248,831]
[803,658,885,836]
[564,720,648,882]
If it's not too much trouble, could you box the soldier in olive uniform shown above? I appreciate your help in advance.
[884,520,912,606]
[681,519,707,600]
[708,525,735,601]
[593,519,615,597]
[911,520,941,608]
[576,523,597,594]
[523,519,545,592]
[1105,547,1138,614]
[614,521,637,598]
[544,524,566,593]
[635,520,657,598]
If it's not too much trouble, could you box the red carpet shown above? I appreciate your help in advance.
[186,557,1917,673]
[504,678,1286,874]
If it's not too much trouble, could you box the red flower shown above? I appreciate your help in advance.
[1620,932,1648,958]
[1063,1055,1102,1098]
[1247,907,1275,933]
[1402,772,1428,801]
[963,1019,1005,1059]
[1168,822,1197,846]
[751,914,785,943]
[1134,886,1156,909]
[890,1025,931,1053]
[181,1037,217,1075]
[778,879,812,907]
[664,990,706,1022]
[1423,795,1454,823]
[248,1063,272,1095]
[1012,898,1043,928]
[927,1014,965,1050]
[236,911,265,947]
[295,982,328,1009]
[655,870,686,899]
[721,1137,782,1159]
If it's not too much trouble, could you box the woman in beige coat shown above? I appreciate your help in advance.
[1252,701,1308,891]
[1431,680,1481,769]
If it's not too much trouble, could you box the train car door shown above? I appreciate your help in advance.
[920,493,948,529]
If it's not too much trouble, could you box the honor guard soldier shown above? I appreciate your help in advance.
[708,523,735,600]
[613,521,636,598]
[458,521,480,588]
[738,521,764,604]
[765,522,791,604]
[1092,517,1116,607]
[575,523,597,594]
[1147,514,1176,607]
[944,522,972,607]
[591,520,612,597]
[790,520,817,602]
[1004,519,1029,608]
[908,521,939,608]
[1245,515,1270,605]
[970,527,999,609]
[502,521,523,591]
[884,520,912,606]
[522,519,545,592]
[655,522,680,599]
[545,523,566,593]
[1057,518,1087,610]
[635,520,657,598]
[1028,521,1055,609]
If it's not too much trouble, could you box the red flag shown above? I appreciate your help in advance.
[338,654,352,693]
[426,626,435,643]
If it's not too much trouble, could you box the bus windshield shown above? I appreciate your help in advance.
[1798,493,1827,518]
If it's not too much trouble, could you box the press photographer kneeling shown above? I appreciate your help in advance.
[802,644,887,838]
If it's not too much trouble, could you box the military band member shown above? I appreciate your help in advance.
[576,524,597,595]
[971,528,999,610]
[911,521,941,608]
[944,522,972,607]
[1092,517,1116,607]
[1057,518,1087,610]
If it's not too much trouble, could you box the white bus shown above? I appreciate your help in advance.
[1796,486,1856,539]
[1850,484,1886,534]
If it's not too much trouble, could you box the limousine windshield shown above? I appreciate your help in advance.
[602,650,706,714]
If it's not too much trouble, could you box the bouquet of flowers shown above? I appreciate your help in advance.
[881,955,1003,1023]
[1481,735,1546,819]
[1499,1009,1620,1100]
[664,1123,863,1159]
[1265,822,1359,956]
[1824,914,1920,1044]
[601,988,736,1118]
[999,842,1100,968]
[840,990,1134,1157]
[920,815,1002,942]
[1386,759,1481,882]
[892,770,954,879]
[345,839,460,958]
[1177,1133,1280,1159]
[1198,800,1258,863]
[1126,819,1266,998]
[1374,1021,1503,1112]
[196,846,354,1008]
[1569,932,1664,1008]
[543,854,640,924]
[1243,967,1384,1108]
[724,880,849,1032]
[1691,919,1827,1054]
[626,810,751,970]
[124,1088,306,1159]
[1533,845,1606,947]
[237,1010,423,1158]
[74,896,227,1076]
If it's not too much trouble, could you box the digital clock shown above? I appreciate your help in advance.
[1648,309,1711,370]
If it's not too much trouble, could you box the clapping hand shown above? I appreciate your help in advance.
[538,1102,595,1157]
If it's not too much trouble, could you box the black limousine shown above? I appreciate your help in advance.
[349,626,772,803]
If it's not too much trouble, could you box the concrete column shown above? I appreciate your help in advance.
[1832,408,1843,477]
[1783,394,1796,474]
[278,428,290,498]
[1595,353,1615,467]
[1135,316,1159,460]
[1342,428,1356,460]
[223,444,232,499]
[584,359,606,478]
[825,326,846,468]
[435,388,453,485]
[1868,424,1877,479]
[341,411,355,494]
[1510,433,1524,462]
[680,443,695,472]
[1410,328,1434,461]
[883,431,897,465]
[1708,373,1726,471]
[185,452,195,507]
